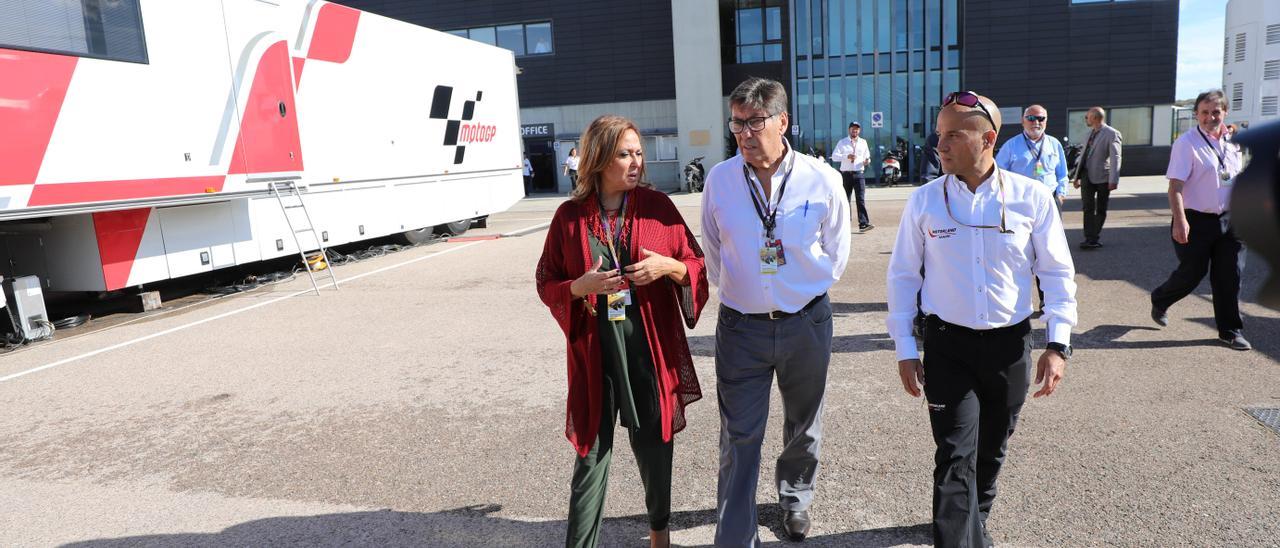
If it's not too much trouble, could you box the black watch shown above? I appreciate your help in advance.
[1046,342,1072,360]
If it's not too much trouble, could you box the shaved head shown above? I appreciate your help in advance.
[936,92,1000,186]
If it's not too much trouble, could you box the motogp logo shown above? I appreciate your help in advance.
[429,84,497,164]
[459,123,497,143]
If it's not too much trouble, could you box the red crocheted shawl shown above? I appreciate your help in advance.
[535,186,708,457]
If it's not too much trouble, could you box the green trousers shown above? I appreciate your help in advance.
[565,378,673,548]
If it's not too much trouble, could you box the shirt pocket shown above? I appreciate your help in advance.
[785,200,830,245]
[999,226,1033,269]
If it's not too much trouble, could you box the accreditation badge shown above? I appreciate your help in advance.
[607,292,627,321]
[1034,162,1047,177]
[759,240,784,275]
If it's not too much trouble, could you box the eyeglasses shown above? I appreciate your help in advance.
[942,171,1013,235]
[943,91,996,130]
[1024,115,1047,122]
[728,113,778,134]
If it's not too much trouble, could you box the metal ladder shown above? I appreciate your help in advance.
[268,180,339,295]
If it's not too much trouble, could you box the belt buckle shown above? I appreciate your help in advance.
[768,310,781,320]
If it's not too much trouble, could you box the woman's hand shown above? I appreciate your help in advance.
[570,256,624,297]
[625,247,688,286]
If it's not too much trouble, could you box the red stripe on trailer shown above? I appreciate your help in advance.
[28,175,226,206]
[0,49,78,186]
[292,56,306,88]
[93,209,152,291]
[228,41,304,175]
[307,3,360,63]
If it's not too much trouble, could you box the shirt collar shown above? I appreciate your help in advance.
[949,167,1000,196]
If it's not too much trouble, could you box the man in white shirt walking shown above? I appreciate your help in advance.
[831,122,874,231]
[702,77,850,546]
[886,91,1078,548]
[1150,90,1251,351]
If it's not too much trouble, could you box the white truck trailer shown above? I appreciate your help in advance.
[0,0,523,292]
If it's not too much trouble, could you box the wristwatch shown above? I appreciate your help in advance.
[1046,342,1072,360]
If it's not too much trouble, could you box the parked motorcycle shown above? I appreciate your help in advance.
[878,143,906,186]
[684,156,706,193]
[1063,136,1083,178]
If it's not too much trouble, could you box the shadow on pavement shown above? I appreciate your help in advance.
[59,504,932,547]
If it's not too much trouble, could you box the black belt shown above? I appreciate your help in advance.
[725,294,826,321]
[925,315,1030,337]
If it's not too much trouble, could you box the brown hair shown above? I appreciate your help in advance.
[570,115,646,203]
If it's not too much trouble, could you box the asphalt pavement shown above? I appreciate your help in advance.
[0,176,1276,547]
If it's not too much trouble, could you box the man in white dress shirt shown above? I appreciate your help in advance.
[701,77,851,545]
[886,91,1078,548]
[831,122,874,230]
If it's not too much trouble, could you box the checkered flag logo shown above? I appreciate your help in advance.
[430,85,485,164]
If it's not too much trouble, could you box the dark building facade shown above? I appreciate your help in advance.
[965,0,1179,176]
[339,0,1179,187]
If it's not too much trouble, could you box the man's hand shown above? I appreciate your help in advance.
[898,359,925,397]
[1108,182,1118,191]
[1172,217,1191,244]
[1072,179,1081,189]
[1033,351,1067,398]
[1056,193,1066,206]
[847,154,855,162]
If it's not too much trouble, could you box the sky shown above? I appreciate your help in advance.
[1176,0,1230,100]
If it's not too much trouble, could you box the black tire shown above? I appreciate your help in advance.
[393,227,434,245]
[435,220,471,237]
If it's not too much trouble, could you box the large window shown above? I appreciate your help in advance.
[449,21,552,57]
[1110,106,1152,146]
[0,0,147,63]
[1067,107,1152,147]
[735,0,784,63]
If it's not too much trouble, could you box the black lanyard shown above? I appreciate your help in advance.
[1023,133,1044,164]
[598,192,628,268]
[1196,127,1228,173]
[742,158,795,240]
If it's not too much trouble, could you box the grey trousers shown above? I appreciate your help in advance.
[714,294,833,547]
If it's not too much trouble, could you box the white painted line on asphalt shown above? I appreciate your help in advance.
[0,221,552,384]
[502,221,551,237]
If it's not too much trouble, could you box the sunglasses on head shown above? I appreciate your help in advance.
[1024,115,1046,122]
[943,91,996,130]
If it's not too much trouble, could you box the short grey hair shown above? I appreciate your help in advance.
[729,77,789,116]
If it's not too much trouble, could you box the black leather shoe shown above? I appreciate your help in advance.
[784,510,811,541]
[1151,305,1168,327]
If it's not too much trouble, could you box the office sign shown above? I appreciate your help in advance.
[521,123,554,138]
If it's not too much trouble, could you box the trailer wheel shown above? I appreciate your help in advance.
[393,227,435,245]
[435,220,471,237]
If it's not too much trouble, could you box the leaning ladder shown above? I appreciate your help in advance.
[268,180,339,295]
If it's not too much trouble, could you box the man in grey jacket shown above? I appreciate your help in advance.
[1071,106,1122,249]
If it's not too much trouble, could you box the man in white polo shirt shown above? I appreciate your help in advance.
[886,91,1077,548]
[702,77,850,545]
[831,122,873,230]
[1150,89,1251,351]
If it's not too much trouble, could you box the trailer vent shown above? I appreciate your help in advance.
[1268,24,1280,45]
[1265,60,1280,81]
[1233,83,1245,111]
[1262,96,1278,117]
[1236,32,1248,63]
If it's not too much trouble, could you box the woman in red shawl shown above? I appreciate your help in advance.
[536,115,708,548]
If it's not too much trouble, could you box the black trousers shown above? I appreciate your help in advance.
[1151,210,1246,339]
[922,316,1031,548]
[523,175,533,196]
[1080,182,1111,243]
[841,171,870,227]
